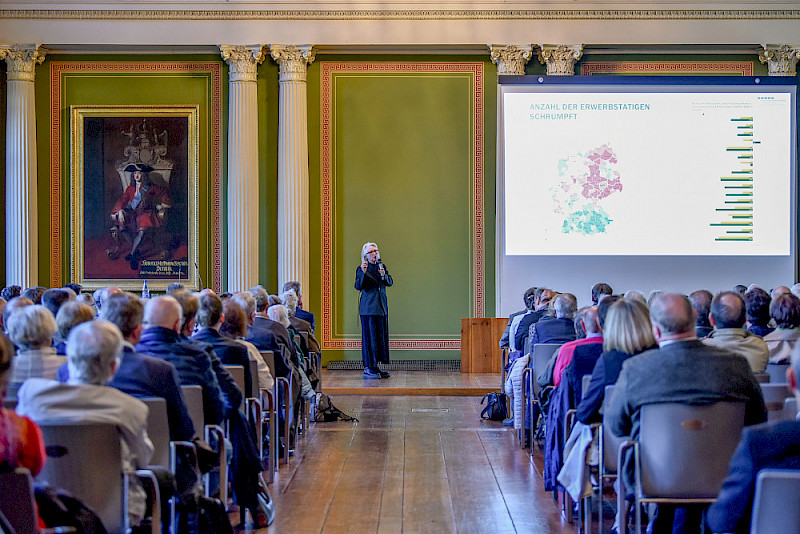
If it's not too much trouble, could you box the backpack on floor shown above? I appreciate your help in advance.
[480,391,508,421]
[314,393,359,422]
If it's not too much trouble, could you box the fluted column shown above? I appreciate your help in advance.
[759,45,800,76]
[1,44,44,288]
[489,45,533,76]
[220,44,265,292]
[270,44,315,300]
[537,44,583,76]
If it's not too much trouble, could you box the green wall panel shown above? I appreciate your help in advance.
[308,57,497,363]
[34,54,226,290]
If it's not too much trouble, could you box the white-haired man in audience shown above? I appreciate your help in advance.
[282,281,315,333]
[703,291,770,372]
[529,293,578,346]
[706,341,800,533]
[607,293,766,533]
[17,320,154,527]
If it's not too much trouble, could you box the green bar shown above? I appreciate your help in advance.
[738,155,753,159]
[732,215,753,219]
[732,170,753,174]
[726,194,753,197]
[727,230,754,234]
[737,133,753,137]
[725,185,753,189]
[737,125,753,129]
[710,223,753,226]
[725,200,753,204]
[715,237,753,241]
[731,118,753,122]
[716,209,753,212]
[726,148,753,152]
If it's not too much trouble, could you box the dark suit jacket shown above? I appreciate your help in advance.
[748,324,774,338]
[606,339,768,491]
[531,317,576,346]
[136,326,227,426]
[696,324,713,338]
[514,308,552,352]
[706,420,800,534]
[355,263,392,316]
[295,308,315,333]
[56,344,196,441]
[577,348,640,424]
[245,317,293,378]
[182,335,242,417]
[192,328,253,398]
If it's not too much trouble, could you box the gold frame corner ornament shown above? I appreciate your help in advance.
[70,105,200,291]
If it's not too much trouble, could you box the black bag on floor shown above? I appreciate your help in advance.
[314,392,359,422]
[480,391,508,421]
[197,496,233,534]
[34,485,108,534]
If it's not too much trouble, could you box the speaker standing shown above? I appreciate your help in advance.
[355,242,393,379]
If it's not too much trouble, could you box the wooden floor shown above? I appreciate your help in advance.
[322,369,501,396]
[235,371,576,534]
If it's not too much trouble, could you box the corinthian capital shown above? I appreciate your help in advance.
[269,45,316,82]
[0,44,45,82]
[219,45,266,83]
[537,44,583,76]
[759,44,800,76]
[489,45,533,76]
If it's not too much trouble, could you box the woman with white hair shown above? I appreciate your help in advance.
[16,320,154,527]
[7,305,65,386]
[267,305,316,399]
[355,242,393,379]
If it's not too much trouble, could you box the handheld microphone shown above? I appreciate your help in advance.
[377,253,385,280]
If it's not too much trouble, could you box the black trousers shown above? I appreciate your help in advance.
[360,315,389,368]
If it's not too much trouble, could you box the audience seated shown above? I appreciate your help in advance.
[564,295,619,407]
[772,285,791,299]
[0,331,45,475]
[17,320,154,527]
[54,301,94,354]
[3,296,32,335]
[607,293,767,533]
[192,292,254,398]
[745,287,775,338]
[514,288,556,353]
[703,291,770,372]
[705,342,800,534]
[137,295,226,426]
[689,289,713,338]
[577,298,656,424]
[499,287,536,349]
[549,306,603,388]
[591,283,613,305]
[282,281,315,333]
[245,287,298,381]
[21,286,46,305]
[8,305,64,385]
[529,293,578,346]
[267,304,316,401]
[41,288,73,322]
[764,292,800,364]
[1,285,21,302]
[222,294,273,389]
[281,289,321,355]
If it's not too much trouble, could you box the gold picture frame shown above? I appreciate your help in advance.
[70,106,199,291]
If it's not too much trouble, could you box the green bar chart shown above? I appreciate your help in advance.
[715,117,754,242]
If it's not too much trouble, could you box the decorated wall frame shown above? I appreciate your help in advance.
[70,106,200,291]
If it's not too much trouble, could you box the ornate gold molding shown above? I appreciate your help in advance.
[537,44,583,75]
[4,9,800,20]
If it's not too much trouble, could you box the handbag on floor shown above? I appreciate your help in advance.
[480,391,508,421]
[314,393,359,422]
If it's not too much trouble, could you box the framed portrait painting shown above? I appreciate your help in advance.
[70,106,199,291]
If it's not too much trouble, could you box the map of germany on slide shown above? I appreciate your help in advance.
[550,144,623,235]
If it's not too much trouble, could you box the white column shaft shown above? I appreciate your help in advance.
[6,78,38,287]
[227,78,260,292]
[277,78,310,298]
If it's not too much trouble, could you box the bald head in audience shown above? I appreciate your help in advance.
[649,293,696,342]
[772,285,791,299]
[144,296,182,333]
[579,306,601,336]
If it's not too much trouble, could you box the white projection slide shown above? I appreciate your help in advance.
[503,91,792,256]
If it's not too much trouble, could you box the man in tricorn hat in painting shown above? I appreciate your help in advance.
[106,163,171,270]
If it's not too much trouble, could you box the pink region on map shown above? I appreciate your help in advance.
[580,144,622,201]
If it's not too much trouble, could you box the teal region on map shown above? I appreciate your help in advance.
[550,144,623,235]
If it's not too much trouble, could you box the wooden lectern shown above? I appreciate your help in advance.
[460,318,507,373]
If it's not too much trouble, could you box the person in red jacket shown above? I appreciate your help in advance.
[107,163,171,270]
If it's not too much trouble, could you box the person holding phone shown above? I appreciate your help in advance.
[355,242,393,379]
